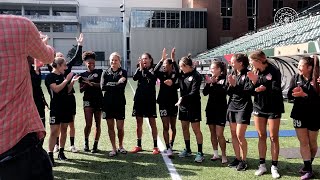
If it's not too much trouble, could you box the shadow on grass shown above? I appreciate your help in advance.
[53,151,197,180]
[170,153,320,179]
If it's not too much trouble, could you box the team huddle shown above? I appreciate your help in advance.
[29,34,320,180]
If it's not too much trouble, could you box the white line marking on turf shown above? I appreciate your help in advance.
[128,80,182,180]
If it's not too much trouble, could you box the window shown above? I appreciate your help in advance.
[0,6,21,15]
[222,18,231,30]
[248,18,254,31]
[273,0,283,16]
[247,0,257,16]
[25,6,49,16]
[221,0,233,16]
[166,11,180,28]
[35,23,50,32]
[94,52,105,61]
[81,16,122,32]
[52,7,77,16]
[53,23,77,32]
[151,10,165,28]
[298,1,309,10]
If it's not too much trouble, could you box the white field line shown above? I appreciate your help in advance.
[128,80,182,180]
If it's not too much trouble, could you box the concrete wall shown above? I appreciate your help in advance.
[129,28,207,75]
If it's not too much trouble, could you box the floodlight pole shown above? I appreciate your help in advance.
[254,0,257,32]
[121,0,127,70]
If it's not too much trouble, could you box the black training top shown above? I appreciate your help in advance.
[101,67,127,106]
[178,69,202,109]
[252,63,284,114]
[48,45,83,94]
[227,68,253,112]
[30,65,45,109]
[287,74,318,120]
[203,75,228,112]
[45,73,68,112]
[133,67,157,103]
[79,69,103,102]
[154,61,179,105]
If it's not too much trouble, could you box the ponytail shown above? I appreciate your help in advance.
[312,55,320,95]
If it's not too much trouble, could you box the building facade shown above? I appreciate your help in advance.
[0,0,207,75]
[183,0,320,48]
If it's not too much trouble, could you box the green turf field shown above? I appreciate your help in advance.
[42,79,320,180]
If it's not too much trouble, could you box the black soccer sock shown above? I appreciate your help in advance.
[166,144,171,149]
[59,148,64,153]
[170,140,174,147]
[259,158,266,164]
[311,157,314,164]
[303,160,312,171]
[185,140,191,152]
[137,139,142,147]
[85,138,89,146]
[70,137,75,146]
[153,140,158,148]
[93,140,98,149]
[197,144,203,155]
[271,160,278,167]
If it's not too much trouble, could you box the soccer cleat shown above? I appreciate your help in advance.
[228,158,239,168]
[236,161,248,171]
[152,147,160,155]
[255,164,267,176]
[301,171,314,180]
[91,148,99,153]
[117,147,128,154]
[69,145,78,153]
[194,152,204,163]
[221,156,228,164]
[58,152,68,161]
[210,155,220,161]
[178,149,192,158]
[84,144,90,152]
[130,146,142,153]
[109,150,117,157]
[271,165,281,179]
[166,148,173,157]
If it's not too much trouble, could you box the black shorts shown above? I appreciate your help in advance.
[293,119,320,132]
[103,104,125,120]
[159,104,178,117]
[49,111,73,125]
[178,104,201,123]
[83,99,102,111]
[206,109,227,126]
[226,110,251,125]
[132,100,157,118]
[36,105,45,127]
[67,94,76,115]
[252,109,281,119]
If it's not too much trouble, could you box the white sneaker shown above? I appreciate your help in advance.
[167,148,173,156]
[271,165,281,179]
[53,144,59,153]
[69,145,78,153]
[255,164,267,176]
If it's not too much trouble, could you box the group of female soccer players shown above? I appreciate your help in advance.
[31,32,320,179]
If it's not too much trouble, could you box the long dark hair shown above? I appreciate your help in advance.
[309,55,320,95]
[136,52,154,68]
[212,60,227,78]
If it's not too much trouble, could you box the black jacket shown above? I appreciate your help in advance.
[287,74,318,120]
[203,75,228,112]
[227,68,253,112]
[79,69,103,102]
[133,67,157,103]
[252,63,284,114]
[154,61,179,105]
[101,68,127,107]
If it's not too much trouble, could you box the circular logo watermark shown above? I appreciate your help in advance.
[274,7,299,25]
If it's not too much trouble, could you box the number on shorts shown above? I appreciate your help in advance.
[160,110,167,117]
[293,119,302,127]
[83,101,90,107]
[50,116,56,124]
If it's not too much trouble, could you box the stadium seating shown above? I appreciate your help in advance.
[195,12,320,60]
